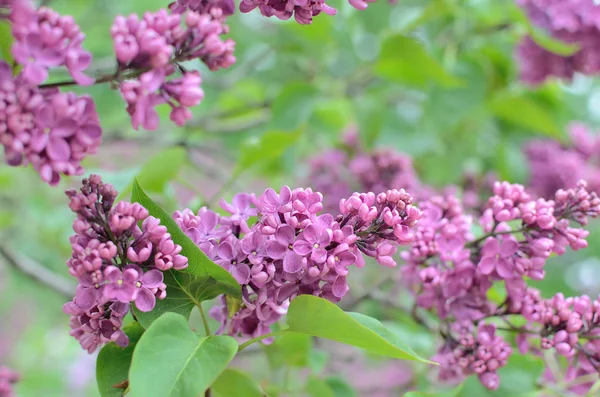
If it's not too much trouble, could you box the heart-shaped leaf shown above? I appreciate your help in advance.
[131,179,241,327]
[96,322,145,397]
[286,295,434,363]
[128,312,238,397]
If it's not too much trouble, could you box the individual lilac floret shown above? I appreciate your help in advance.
[112,7,235,130]
[0,367,20,397]
[63,175,187,353]
[0,62,102,186]
[175,185,422,342]
[10,0,94,85]
[516,0,600,85]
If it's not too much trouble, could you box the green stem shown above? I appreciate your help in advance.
[466,228,525,248]
[197,302,211,336]
[238,328,287,351]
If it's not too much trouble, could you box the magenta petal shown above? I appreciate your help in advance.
[266,241,286,260]
[292,240,312,256]
[22,63,48,85]
[75,286,97,310]
[478,256,496,275]
[46,137,71,161]
[114,330,129,347]
[232,264,251,284]
[496,260,515,279]
[332,276,348,298]
[275,225,295,245]
[79,124,102,144]
[482,238,500,257]
[283,251,304,273]
[141,269,164,288]
[311,248,328,264]
[52,119,77,138]
[135,288,156,312]
[500,240,518,257]
[302,224,318,242]
[104,266,122,282]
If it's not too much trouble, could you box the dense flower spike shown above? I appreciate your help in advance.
[404,180,600,389]
[0,62,102,185]
[516,0,600,84]
[112,7,235,130]
[0,367,19,397]
[10,0,94,85]
[174,186,422,340]
[524,123,600,198]
[63,175,187,353]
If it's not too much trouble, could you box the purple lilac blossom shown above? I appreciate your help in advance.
[404,180,600,390]
[174,186,423,342]
[0,367,19,397]
[10,0,94,85]
[62,175,187,353]
[0,62,102,185]
[111,7,235,130]
[524,122,600,198]
[516,0,600,85]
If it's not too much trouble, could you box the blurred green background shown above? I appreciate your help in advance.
[1,0,600,395]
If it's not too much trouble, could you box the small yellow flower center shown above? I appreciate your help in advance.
[117,279,124,286]
[335,256,340,262]
[94,283,100,289]
[135,281,142,288]
[288,244,293,250]
[232,260,237,265]
[252,251,257,256]
[313,243,319,248]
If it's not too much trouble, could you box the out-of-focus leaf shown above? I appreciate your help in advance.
[306,376,335,397]
[308,350,329,374]
[0,21,13,64]
[212,369,265,397]
[235,130,301,174]
[129,313,238,397]
[131,179,241,328]
[264,332,312,369]
[489,92,563,138]
[136,147,187,193]
[376,35,461,88]
[96,322,145,397]
[270,82,319,130]
[325,376,358,397]
[286,295,434,363]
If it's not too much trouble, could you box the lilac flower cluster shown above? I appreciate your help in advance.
[308,131,422,213]
[404,180,600,390]
[1,1,102,185]
[174,186,422,340]
[62,175,188,353]
[0,367,19,397]
[524,122,600,198]
[171,0,236,16]
[112,6,235,130]
[516,0,600,85]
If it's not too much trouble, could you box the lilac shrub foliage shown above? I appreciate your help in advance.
[176,186,422,340]
[62,175,187,353]
[516,0,600,84]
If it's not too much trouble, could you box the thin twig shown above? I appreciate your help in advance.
[0,245,75,298]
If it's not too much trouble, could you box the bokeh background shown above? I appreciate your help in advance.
[2,0,600,395]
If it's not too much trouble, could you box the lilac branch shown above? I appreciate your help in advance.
[0,245,75,298]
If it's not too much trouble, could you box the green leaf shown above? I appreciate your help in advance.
[96,322,145,397]
[375,34,461,88]
[325,376,357,397]
[131,179,241,327]
[212,369,265,397]
[0,21,14,65]
[488,92,563,138]
[286,295,433,363]
[404,384,463,397]
[270,82,319,130]
[235,130,301,175]
[129,313,238,397]
[264,332,312,369]
[306,376,335,397]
